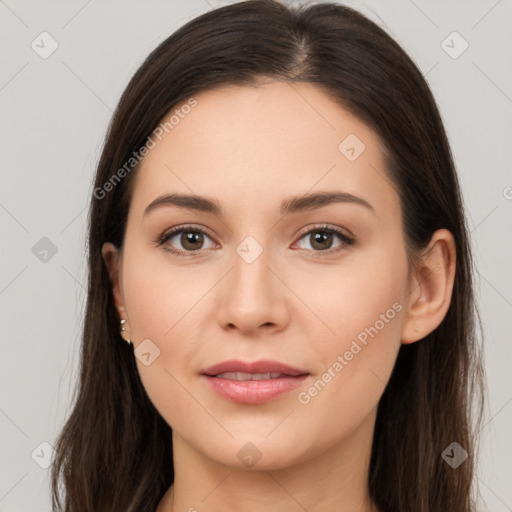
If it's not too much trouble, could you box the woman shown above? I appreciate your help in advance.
[50,1,485,511]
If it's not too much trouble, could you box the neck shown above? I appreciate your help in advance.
[157,408,379,512]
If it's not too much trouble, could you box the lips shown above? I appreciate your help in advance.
[201,359,309,378]
[215,371,287,380]
[200,359,310,404]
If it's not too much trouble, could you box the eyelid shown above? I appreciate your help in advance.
[294,223,354,242]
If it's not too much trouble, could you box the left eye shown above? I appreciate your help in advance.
[294,226,354,253]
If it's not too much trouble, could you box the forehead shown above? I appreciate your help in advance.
[129,81,398,221]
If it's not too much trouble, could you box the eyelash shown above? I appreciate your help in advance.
[154,223,355,258]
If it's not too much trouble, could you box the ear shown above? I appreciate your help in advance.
[401,229,456,344]
[101,242,126,316]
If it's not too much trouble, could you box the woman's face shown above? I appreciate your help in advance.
[105,81,413,470]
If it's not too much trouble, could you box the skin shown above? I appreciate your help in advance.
[102,80,456,512]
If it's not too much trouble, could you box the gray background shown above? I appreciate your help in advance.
[0,0,511,510]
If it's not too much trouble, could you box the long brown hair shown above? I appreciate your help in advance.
[50,1,485,510]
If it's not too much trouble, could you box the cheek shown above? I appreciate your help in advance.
[292,238,408,351]
[120,239,201,341]
[121,256,203,425]
[293,242,407,418]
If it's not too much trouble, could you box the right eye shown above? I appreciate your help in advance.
[157,225,217,256]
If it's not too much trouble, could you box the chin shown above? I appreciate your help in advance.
[198,433,316,472]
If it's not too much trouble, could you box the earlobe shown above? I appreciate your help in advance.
[401,229,456,344]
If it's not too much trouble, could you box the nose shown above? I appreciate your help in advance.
[216,242,289,336]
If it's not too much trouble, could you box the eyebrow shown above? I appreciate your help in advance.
[144,191,375,217]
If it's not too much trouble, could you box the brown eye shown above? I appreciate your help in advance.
[295,225,355,254]
[309,230,335,251]
[158,226,216,256]
[179,231,205,251]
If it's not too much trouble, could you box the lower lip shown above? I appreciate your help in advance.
[201,374,309,404]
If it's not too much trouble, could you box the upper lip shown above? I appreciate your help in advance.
[201,359,309,377]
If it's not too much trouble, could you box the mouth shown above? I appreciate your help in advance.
[211,371,299,381]
[200,359,310,404]
[201,358,309,377]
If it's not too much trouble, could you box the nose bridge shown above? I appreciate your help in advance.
[217,231,286,331]
[230,234,274,302]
